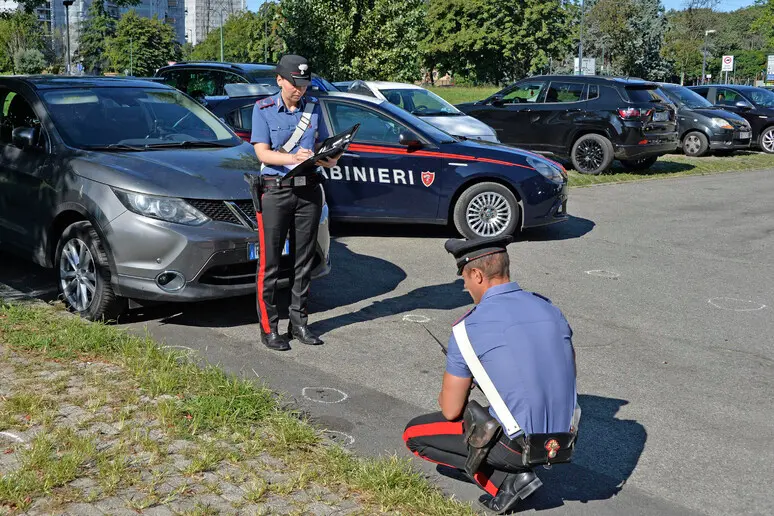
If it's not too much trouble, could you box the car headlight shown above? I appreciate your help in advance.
[710,117,733,130]
[113,188,209,225]
[527,156,566,184]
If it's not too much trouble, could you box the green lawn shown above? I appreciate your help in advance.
[427,86,500,105]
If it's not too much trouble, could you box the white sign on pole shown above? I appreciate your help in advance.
[574,57,596,76]
[721,55,734,72]
[767,55,774,81]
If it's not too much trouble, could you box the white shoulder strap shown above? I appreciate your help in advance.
[281,101,315,153]
[452,320,522,436]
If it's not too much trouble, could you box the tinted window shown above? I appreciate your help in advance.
[40,87,236,147]
[237,104,254,130]
[625,87,661,103]
[0,90,43,146]
[502,81,546,104]
[746,88,774,107]
[545,82,584,103]
[380,88,461,115]
[221,71,249,91]
[662,86,712,109]
[691,87,709,98]
[587,84,599,100]
[326,102,411,144]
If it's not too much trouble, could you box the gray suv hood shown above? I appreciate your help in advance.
[74,143,261,200]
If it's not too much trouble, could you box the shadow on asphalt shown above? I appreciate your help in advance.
[433,394,646,513]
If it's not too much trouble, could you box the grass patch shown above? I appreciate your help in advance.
[0,301,476,515]
[427,85,499,105]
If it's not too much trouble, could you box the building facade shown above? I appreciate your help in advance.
[185,0,245,46]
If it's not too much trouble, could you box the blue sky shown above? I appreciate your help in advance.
[245,0,759,14]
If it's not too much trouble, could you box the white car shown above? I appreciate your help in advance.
[345,80,499,143]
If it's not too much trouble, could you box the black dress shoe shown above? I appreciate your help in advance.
[477,471,542,515]
[288,324,323,345]
[261,331,290,351]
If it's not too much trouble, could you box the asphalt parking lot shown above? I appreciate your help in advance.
[2,169,773,515]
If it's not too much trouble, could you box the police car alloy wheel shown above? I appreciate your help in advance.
[570,134,614,175]
[760,127,774,154]
[55,221,126,322]
[453,182,520,239]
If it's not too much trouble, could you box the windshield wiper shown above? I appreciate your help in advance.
[142,140,234,149]
[85,143,148,151]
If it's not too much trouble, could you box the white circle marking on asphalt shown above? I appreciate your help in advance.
[301,387,349,404]
[707,298,767,312]
[403,314,431,323]
[585,270,620,279]
[0,431,26,444]
[322,430,355,446]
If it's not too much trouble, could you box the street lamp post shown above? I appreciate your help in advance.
[701,29,716,85]
[129,36,133,76]
[578,0,585,76]
[219,9,224,62]
[63,0,74,75]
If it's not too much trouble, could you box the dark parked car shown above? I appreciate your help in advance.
[0,76,330,321]
[688,84,774,154]
[154,61,339,102]
[656,83,752,156]
[203,87,569,239]
[456,75,679,175]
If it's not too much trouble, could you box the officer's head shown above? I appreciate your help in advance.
[275,54,311,102]
[445,236,512,304]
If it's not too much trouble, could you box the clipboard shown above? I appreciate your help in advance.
[284,123,360,179]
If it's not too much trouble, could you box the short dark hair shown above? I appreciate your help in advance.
[463,251,510,279]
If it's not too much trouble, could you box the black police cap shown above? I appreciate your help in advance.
[444,235,513,275]
[275,54,312,87]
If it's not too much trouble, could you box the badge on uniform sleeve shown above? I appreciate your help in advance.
[544,439,561,459]
[421,171,435,187]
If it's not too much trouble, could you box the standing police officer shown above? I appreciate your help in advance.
[250,54,338,351]
[403,235,579,514]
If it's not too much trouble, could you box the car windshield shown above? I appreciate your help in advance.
[245,70,281,95]
[40,86,239,149]
[379,88,463,116]
[747,88,774,107]
[663,86,713,109]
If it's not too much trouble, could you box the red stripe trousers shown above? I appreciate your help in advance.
[403,411,529,497]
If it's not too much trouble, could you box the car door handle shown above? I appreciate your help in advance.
[342,152,360,158]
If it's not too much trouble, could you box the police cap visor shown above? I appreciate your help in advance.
[445,235,513,275]
[276,55,312,87]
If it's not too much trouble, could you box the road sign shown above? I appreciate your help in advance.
[767,55,774,81]
[573,57,596,76]
[721,55,734,72]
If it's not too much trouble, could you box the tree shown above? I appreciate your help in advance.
[751,0,774,49]
[0,9,45,73]
[191,11,270,63]
[105,11,180,76]
[77,1,116,75]
[13,48,46,74]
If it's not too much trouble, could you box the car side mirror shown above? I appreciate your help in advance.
[399,132,422,148]
[12,126,40,150]
[490,94,505,106]
[735,100,753,110]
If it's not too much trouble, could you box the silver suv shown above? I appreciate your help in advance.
[0,76,330,321]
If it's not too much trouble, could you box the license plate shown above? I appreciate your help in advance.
[653,111,669,122]
[739,131,751,139]
[248,240,290,260]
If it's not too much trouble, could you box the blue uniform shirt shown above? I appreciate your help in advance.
[249,92,328,177]
[446,281,577,438]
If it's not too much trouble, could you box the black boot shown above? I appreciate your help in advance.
[477,471,542,515]
[288,324,323,345]
[261,331,290,351]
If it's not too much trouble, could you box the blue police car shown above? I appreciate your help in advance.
[210,89,569,239]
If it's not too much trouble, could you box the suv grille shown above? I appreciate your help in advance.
[186,199,256,228]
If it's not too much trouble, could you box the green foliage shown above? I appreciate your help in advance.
[105,11,180,77]
[0,10,45,74]
[191,8,280,63]
[77,1,116,75]
[751,0,774,50]
[13,48,46,74]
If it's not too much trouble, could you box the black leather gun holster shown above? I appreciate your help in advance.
[244,173,263,213]
[462,400,502,477]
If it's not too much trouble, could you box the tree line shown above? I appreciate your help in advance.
[2,0,774,85]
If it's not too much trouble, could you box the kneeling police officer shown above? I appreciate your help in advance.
[403,235,580,514]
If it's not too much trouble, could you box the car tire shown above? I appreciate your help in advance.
[619,155,658,171]
[453,182,520,239]
[682,131,709,157]
[759,126,774,154]
[55,221,126,322]
[570,134,614,175]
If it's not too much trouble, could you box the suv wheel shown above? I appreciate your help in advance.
[682,131,709,157]
[759,126,774,154]
[571,134,614,175]
[55,221,126,322]
[453,182,520,239]
[619,156,658,171]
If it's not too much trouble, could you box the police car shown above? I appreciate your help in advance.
[210,89,569,238]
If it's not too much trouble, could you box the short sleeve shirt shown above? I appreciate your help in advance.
[249,92,329,177]
[446,282,577,437]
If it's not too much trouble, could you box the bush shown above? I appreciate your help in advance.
[13,48,47,75]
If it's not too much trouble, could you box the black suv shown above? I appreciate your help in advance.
[456,75,678,174]
[687,85,774,154]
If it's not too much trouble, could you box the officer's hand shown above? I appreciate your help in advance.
[293,148,314,163]
[316,156,338,168]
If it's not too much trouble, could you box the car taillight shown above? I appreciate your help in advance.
[618,107,652,119]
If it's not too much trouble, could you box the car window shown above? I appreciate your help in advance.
[228,104,254,131]
[325,101,412,144]
[746,88,774,107]
[587,84,599,100]
[691,87,709,98]
[545,82,585,103]
[220,71,249,94]
[380,88,461,116]
[158,70,182,90]
[624,87,662,103]
[502,82,546,104]
[716,88,743,106]
[0,89,43,147]
[40,87,236,148]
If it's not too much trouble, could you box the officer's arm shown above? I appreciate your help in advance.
[253,143,312,166]
[438,372,473,421]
